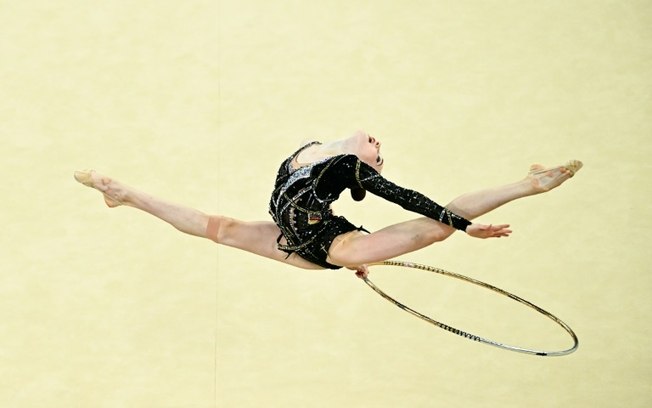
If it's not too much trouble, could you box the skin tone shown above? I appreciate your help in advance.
[74,131,581,278]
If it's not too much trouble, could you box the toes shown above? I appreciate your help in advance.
[564,160,583,176]
[74,170,95,187]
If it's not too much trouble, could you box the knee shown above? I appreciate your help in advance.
[205,215,236,244]
[420,225,455,245]
[438,226,457,242]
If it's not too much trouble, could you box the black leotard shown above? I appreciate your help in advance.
[268,142,471,269]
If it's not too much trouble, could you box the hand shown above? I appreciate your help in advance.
[347,264,370,279]
[465,223,512,239]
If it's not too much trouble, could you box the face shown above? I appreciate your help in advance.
[348,130,384,172]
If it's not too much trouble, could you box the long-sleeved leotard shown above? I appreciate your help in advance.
[269,142,471,269]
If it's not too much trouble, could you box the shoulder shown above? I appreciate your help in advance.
[322,154,380,179]
[336,154,379,174]
[325,153,361,168]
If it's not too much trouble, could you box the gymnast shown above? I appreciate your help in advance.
[74,130,582,278]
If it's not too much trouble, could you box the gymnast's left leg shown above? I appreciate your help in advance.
[73,170,323,270]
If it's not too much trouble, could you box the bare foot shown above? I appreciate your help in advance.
[74,170,125,207]
[527,160,583,193]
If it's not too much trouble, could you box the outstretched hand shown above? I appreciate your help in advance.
[466,223,512,239]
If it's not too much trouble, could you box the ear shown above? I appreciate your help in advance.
[350,187,366,201]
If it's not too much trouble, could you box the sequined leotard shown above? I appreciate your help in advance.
[268,142,471,269]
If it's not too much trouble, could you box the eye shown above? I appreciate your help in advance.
[368,136,373,143]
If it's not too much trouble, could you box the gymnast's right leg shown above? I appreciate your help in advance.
[73,170,323,270]
[326,161,583,267]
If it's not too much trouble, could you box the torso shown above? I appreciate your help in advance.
[268,141,360,269]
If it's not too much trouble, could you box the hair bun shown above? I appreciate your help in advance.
[350,187,366,201]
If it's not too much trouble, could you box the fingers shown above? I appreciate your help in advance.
[467,223,512,239]
[354,264,369,279]
[490,224,512,238]
[479,224,512,238]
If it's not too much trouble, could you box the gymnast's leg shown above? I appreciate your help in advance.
[73,170,323,270]
[326,161,582,267]
[444,162,581,219]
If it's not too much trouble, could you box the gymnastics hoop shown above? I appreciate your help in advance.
[364,260,579,357]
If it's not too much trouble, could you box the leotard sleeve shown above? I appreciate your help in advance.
[325,155,472,231]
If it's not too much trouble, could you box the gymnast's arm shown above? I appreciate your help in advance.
[316,155,470,231]
[356,160,473,231]
[317,155,509,238]
[352,160,511,239]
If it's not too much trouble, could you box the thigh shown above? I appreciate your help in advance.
[326,217,455,266]
[217,217,324,270]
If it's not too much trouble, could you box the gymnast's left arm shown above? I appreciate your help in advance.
[348,158,510,238]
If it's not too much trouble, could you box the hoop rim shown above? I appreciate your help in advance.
[364,260,579,357]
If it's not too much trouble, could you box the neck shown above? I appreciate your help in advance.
[320,139,355,156]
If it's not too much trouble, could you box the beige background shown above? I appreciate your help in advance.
[2,0,650,407]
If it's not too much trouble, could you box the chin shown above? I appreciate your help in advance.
[353,130,368,141]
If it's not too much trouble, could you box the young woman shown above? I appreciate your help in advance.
[74,131,582,278]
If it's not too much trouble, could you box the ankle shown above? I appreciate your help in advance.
[519,178,542,196]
